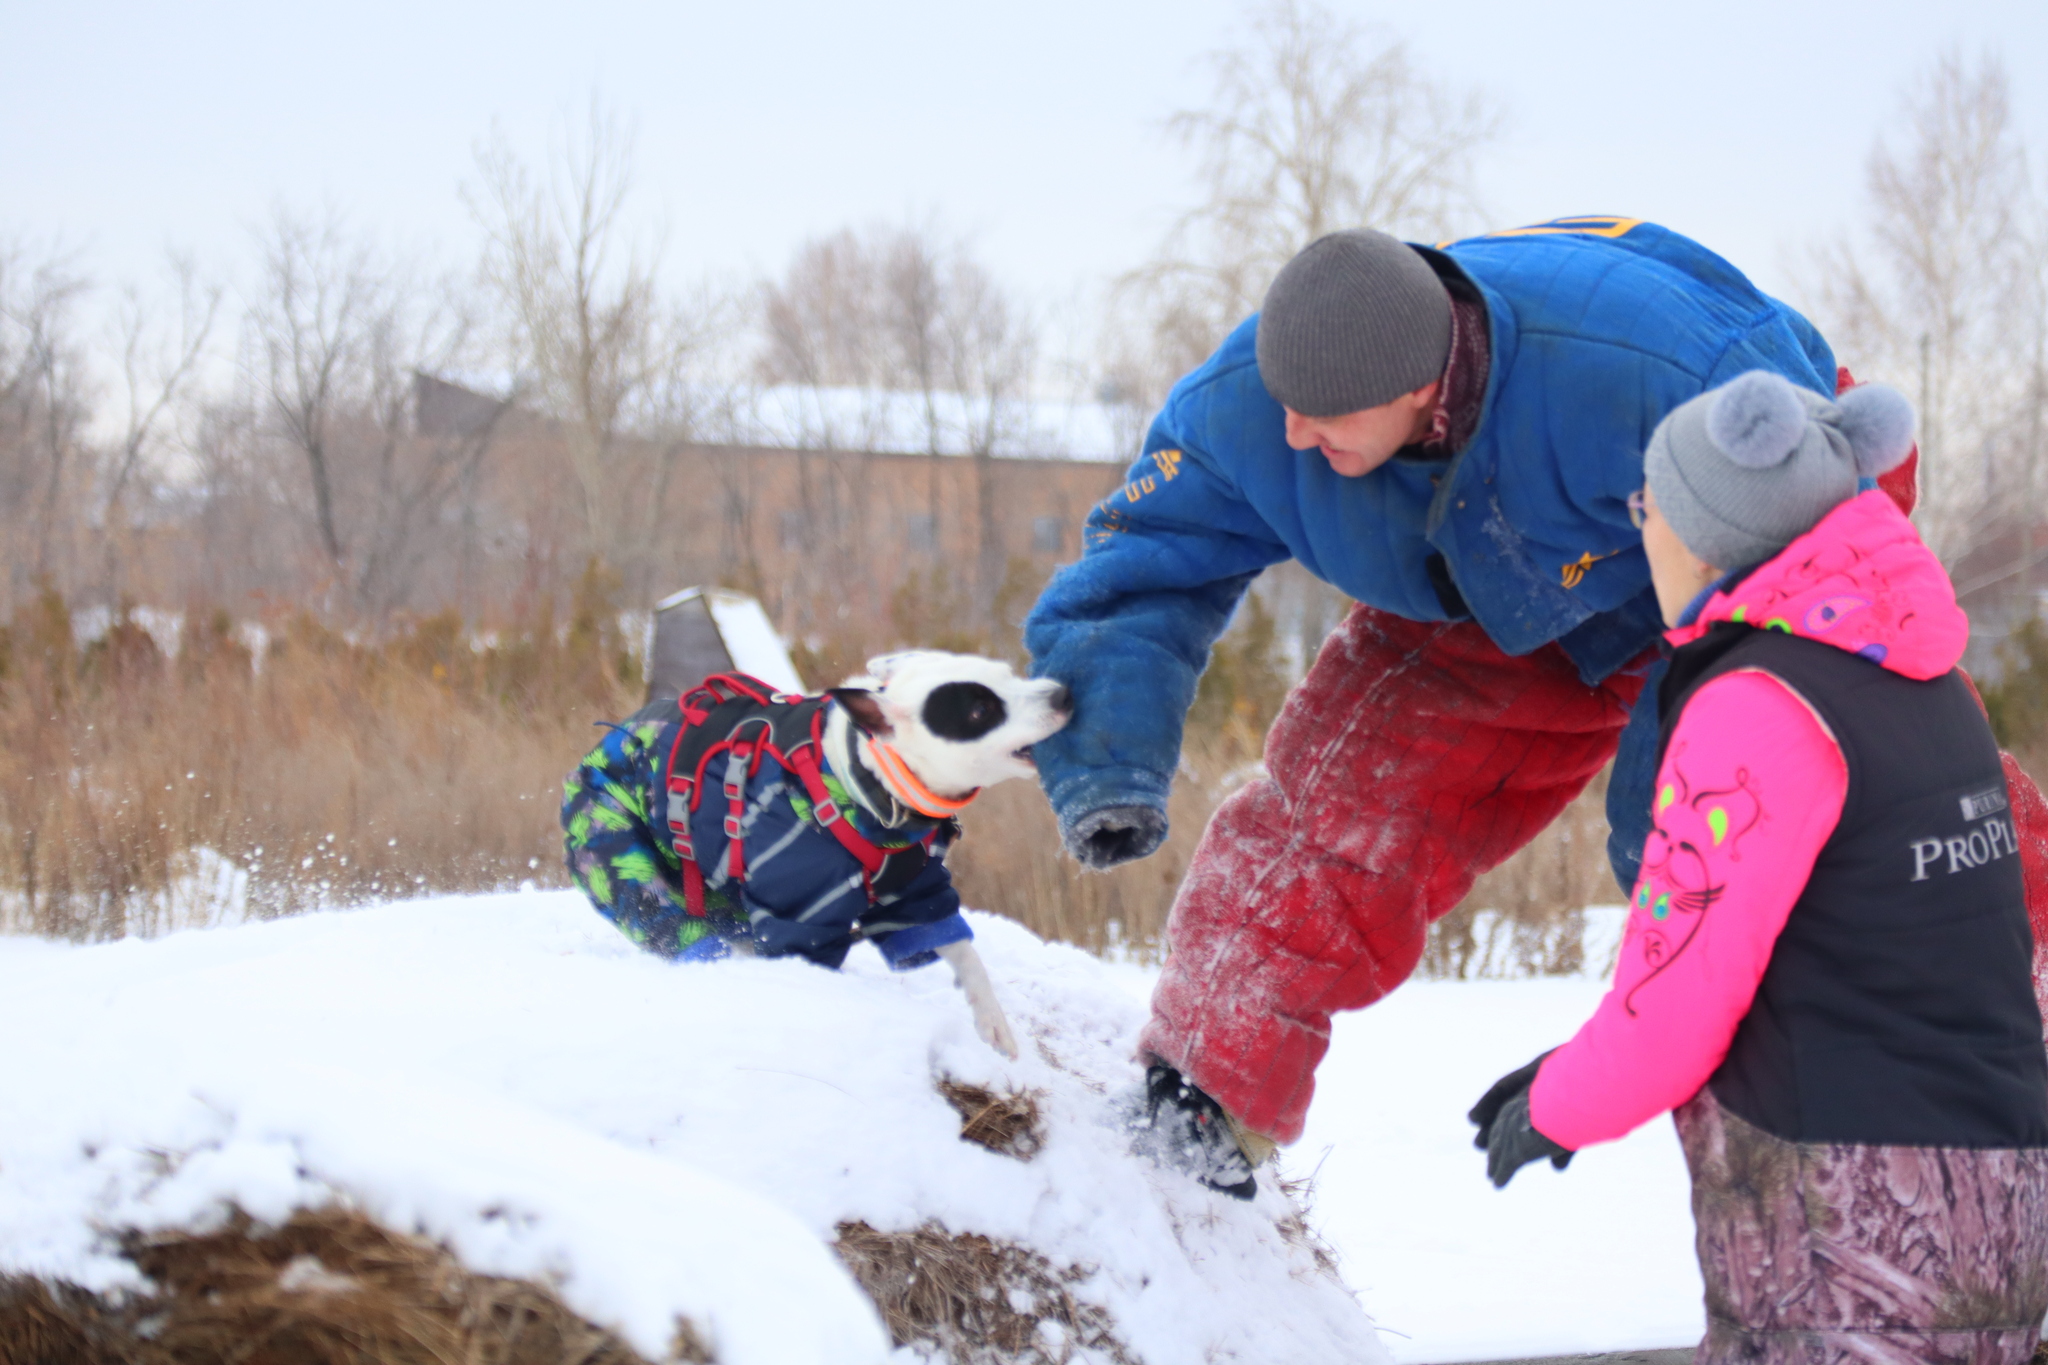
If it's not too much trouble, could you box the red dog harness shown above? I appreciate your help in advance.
[659,673,952,918]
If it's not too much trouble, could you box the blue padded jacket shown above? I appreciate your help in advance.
[1024,218,1837,851]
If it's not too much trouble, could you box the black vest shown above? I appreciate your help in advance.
[1658,623,2048,1147]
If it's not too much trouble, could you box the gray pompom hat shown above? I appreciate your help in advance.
[1644,371,1917,570]
[1255,229,1452,416]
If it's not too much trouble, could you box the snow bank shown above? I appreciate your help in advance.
[0,892,1379,1364]
[1303,977,1705,1362]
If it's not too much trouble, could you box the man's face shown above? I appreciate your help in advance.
[1282,380,1441,477]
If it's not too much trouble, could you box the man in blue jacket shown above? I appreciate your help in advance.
[1023,217,1873,1190]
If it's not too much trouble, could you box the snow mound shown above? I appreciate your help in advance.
[0,892,1382,1364]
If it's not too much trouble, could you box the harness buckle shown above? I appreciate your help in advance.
[723,814,743,840]
[814,799,841,828]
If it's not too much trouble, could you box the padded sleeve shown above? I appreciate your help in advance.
[1023,433,1291,832]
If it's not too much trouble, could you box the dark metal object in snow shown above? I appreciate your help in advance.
[646,587,804,705]
[647,590,736,705]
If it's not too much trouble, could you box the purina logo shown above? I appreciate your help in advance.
[1961,786,2010,821]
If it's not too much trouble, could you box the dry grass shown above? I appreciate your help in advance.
[0,1206,700,1365]
[937,1080,1045,1161]
[948,730,1257,961]
[832,1222,1136,1365]
[0,581,635,939]
[1271,1169,1346,1286]
[0,567,1621,978]
[956,733,1619,975]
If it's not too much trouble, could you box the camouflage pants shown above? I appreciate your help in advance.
[561,721,748,961]
[1677,1088,2048,1364]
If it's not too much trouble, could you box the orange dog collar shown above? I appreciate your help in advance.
[866,739,979,818]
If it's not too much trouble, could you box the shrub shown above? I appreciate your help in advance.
[1984,613,2048,756]
[0,586,634,939]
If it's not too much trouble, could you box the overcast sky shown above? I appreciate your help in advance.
[6,0,2046,379]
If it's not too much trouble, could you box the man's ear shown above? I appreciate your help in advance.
[829,688,894,737]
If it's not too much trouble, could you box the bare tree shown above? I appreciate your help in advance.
[760,230,888,391]
[247,210,488,617]
[759,224,1037,452]
[0,245,93,592]
[756,221,1038,626]
[1108,0,1501,409]
[920,245,1036,616]
[249,211,381,574]
[1807,50,2047,570]
[468,103,720,594]
[99,254,223,597]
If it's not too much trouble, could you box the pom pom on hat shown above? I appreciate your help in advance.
[1705,370,1807,469]
[1645,369,1920,571]
[1836,382,1916,477]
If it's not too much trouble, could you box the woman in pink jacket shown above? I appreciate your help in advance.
[1469,370,2048,1362]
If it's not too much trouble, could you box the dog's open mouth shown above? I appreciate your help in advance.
[1012,745,1036,768]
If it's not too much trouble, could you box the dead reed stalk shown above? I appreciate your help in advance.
[2,564,1623,978]
[831,1221,1136,1365]
[937,1079,1045,1161]
[0,582,635,939]
[0,1205,694,1365]
[947,730,1260,961]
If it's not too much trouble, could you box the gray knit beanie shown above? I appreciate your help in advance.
[1255,229,1453,416]
[1645,371,1917,570]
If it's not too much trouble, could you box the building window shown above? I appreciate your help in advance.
[1032,515,1064,554]
[779,511,805,550]
[907,513,937,552]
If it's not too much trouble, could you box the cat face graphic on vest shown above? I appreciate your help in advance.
[825,651,1073,809]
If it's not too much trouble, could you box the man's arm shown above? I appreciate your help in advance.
[1024,436,1292,868]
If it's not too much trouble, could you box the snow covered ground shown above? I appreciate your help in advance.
[0,891,1375,1365]
[0,888,1708,1364]
[1300,977,1704,1363]
[1076,909,1708,1364]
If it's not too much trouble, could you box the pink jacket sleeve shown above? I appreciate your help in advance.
[1528,670,1848,1151]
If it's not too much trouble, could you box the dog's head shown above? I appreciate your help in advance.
[831,651,1072,801]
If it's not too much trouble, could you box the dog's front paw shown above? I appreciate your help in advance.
[936,941,1020,1060]
[1063,805,1168,870]
[974,1003,1021,1061]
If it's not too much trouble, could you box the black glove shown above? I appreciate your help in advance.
[1062,804,1168,870]
[1468,1051,1573,1189]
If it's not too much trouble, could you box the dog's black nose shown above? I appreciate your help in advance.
[1050,683,1073,714]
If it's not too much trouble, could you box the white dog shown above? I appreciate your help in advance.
[822,652,1071,1058]
[569,651,1070,1057]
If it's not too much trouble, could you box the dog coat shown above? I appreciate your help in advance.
[562,674,972,969]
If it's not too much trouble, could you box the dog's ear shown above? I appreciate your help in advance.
[829,687,894,738]
[862,653,907,685]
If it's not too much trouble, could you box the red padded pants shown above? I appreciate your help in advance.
[1142,563,2048,1147]
[1140,608,1645,1143]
